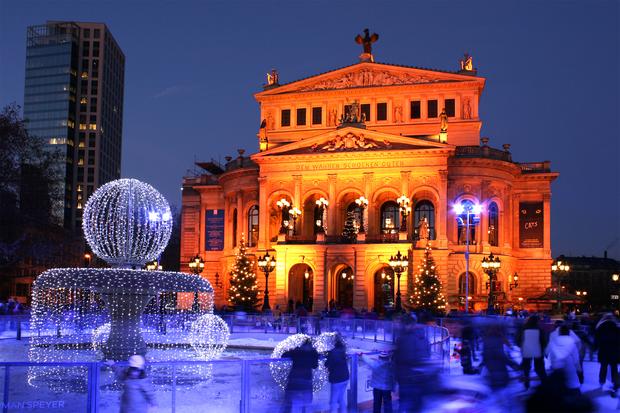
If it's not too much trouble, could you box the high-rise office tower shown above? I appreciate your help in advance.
[24,21,125,230]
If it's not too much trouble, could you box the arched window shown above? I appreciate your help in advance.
[232,208,238,247]
[458,272,476,296]
[347,202,362,231]
[313,205,323,234]
[488,202,499,247]
[414,200,435,240]
[247,205,259,247]
[381,201,400,234]
[456,200,478,245]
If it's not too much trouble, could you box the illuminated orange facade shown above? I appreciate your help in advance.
[181,44,558,313]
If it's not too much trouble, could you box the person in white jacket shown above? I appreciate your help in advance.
[546,324,582,391]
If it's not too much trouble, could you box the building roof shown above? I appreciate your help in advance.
[272,61,478,89]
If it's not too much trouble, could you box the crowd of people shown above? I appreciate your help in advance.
[0,297,25,315]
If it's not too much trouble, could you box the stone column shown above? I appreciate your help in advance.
[437,170,449,248]
[236,191,243,244]
[543,193,551,257]
[258,176,268,249]
[327,174,337,235]
[512,193,521,250]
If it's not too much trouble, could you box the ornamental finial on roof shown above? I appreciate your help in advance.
[355,28,379,63]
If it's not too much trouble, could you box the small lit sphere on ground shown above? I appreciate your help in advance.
[270,334,328,392]
[82,178,172,267]
[189,314,230,360]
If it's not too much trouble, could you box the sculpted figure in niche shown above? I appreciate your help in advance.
[266,111,275,129]
[440,108,448,132]
[394,105,403,123]
[463,98,472,119]
[418,217,429,241]
[328,108,338,126]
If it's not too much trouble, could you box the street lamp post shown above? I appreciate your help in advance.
[389,250,409,312]
[355,196,369,233]
[289,207,301,235]
[482,253,501,315]
[276,198,291,234]
[509,272,519,291]
[611,273,620,312]
[453,201,482,314]
[396,195,411,234]
[551,256,570,314]
[315,197,329,233]
[188,254,205,312]
[257,251,277,311]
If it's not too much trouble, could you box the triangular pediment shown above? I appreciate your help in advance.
[256,62,482,96]
[252,127,453,159]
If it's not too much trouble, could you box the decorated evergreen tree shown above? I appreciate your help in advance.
[228,238,261,311]
[341,211,358,242]
[409,242,447,314]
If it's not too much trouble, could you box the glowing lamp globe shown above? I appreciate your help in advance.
[82,178,172,268]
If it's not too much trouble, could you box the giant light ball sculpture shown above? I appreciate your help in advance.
[30,178,214,364]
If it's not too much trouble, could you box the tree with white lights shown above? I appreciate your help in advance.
[409,242,446,314]
[228,238,260,311]
[342,211,358,242]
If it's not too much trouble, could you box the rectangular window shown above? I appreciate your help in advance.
[376,102,387,121]
[361,104,371,122]
[427,100,438,118]
[445,99,455,117]
[410,100,421,119]
[281,109,291,127]
[296,108,306,126]
[312,107,322,125]
[94,29,100,38]
[83,29,90,38]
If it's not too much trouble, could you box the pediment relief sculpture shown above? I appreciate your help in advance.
[309,132,390,152]
[298,69,442,92]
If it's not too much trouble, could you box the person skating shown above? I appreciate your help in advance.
[325,333,349,413]
[362,351,395,413]
[518,315,547,389]
[547,324,582,392]
[594,313,620,392]
[106,355,157,413]
[282,337,319,413]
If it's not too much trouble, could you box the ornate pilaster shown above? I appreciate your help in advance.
[543,193,551,257]
[258,177,268,249]
[437,170,448,248]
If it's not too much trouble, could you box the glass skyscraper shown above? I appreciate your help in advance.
[24,21,125,230]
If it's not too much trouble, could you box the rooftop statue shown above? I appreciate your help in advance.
[266,68,279,86]
[460,53,474,71]
[355,29,379,62]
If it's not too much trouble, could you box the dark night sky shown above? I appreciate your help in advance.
[1,0,618,259]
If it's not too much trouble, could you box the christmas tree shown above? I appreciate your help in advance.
[409,242,447,314]
[228,238,261,311]
[341,211,358,242]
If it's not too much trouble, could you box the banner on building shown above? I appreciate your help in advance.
[519,202,544,248]
[205,209,225,251]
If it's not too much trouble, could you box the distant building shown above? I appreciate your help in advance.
[559,255,620,309]
[23,21,125,230]
[181,33,558,312]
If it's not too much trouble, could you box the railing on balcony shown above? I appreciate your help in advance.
[518,161,551,173]
[455,146,512,162]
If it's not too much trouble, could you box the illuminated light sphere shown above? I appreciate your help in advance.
[270,334,329,392]
[82,178,172,267]
[189,314,230,361]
